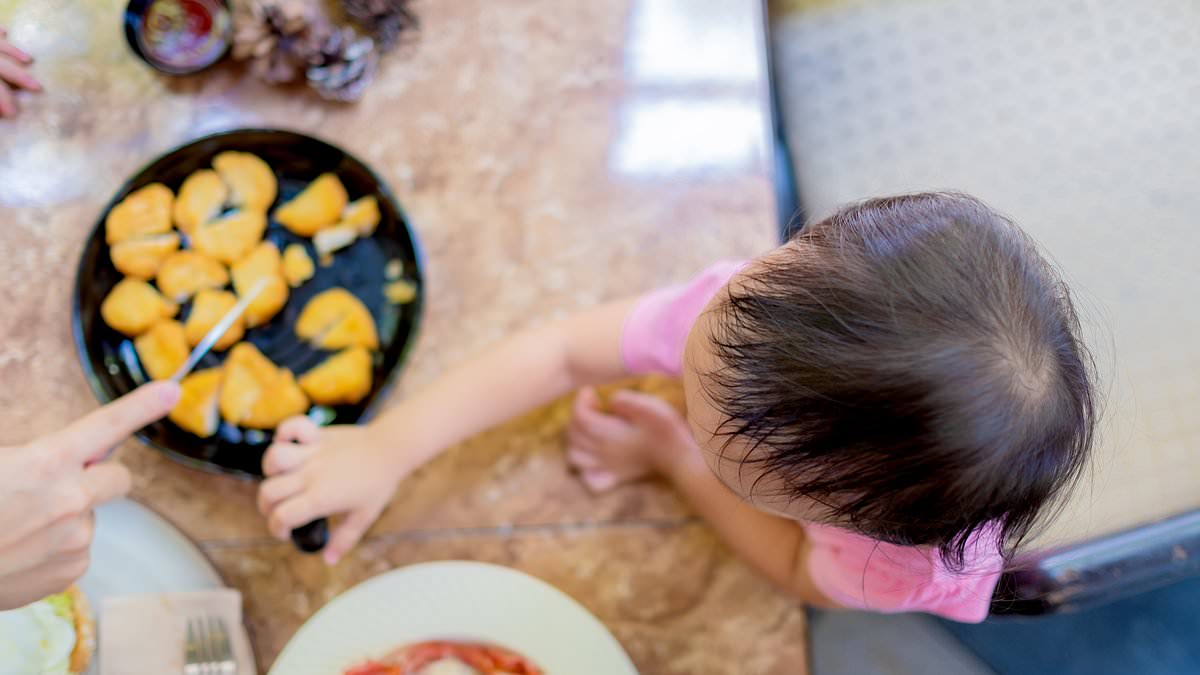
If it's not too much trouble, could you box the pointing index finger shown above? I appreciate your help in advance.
[50,382,181,463]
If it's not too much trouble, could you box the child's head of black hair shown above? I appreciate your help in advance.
[699,192,1096,568]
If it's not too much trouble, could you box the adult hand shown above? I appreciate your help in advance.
[0,27,42,119]
[0,381,180,610]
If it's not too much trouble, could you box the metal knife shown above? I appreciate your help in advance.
[170,278,269,382]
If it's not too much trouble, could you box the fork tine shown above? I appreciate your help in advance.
[201,614,218,672]
[185,618,200,675]
[209,616,232,673]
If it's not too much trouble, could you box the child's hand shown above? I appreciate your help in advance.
[0,29,41,119]
[565,387,698,493]
[257,417,403,564]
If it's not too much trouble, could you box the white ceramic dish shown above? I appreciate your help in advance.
[269,560,638,675]
[79,499,253,674]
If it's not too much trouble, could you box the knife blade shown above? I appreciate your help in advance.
[170,278,269,382]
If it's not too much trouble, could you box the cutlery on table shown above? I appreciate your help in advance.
[184,615,237,675]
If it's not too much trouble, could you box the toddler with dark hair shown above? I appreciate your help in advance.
[259,192,1096,622]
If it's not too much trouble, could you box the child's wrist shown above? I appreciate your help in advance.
[654,434,707,483]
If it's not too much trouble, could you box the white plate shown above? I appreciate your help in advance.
[269,561,638,675]
[79,499,254,674]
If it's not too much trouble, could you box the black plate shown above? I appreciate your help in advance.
[73,128,424,479]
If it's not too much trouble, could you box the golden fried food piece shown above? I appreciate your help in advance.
[184,289,244,350]
[105,183,174,244]
[173,169,228,234]
[384,279,417,305]
[282,243,315,287]
[295,287,378,349]
[133,319,189,381]
[313,223,358,259]
[100,279,179,337]
[213,151,277,212]
[192,209,267,264]
[219,343,309,429]
[110,232,180,279]
[156,250,230,302]
[341,195,380,235]
[273,173,348,236]
[231,241,288,327]
[169,368,223,437]
[298,346,373,405]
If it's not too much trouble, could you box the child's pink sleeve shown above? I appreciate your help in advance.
[804,523,1004,623]
[621,261,747,377]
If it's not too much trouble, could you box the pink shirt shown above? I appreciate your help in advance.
[620,261,1003,622]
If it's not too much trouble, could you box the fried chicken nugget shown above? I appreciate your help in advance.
[298,346,373,405]
[133,319,189,381]
[184,289,244,350]
[295,287,378,350]
[169,368,223,437]
[100,279,178,337]
[273,172,347,236]
[105,183,174,244]
[231,241,288,328]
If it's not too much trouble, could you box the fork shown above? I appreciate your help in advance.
[184,616,237,675]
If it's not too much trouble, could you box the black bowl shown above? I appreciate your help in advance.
[73,128,424,479]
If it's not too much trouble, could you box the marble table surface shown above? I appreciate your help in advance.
[0,0,801,672]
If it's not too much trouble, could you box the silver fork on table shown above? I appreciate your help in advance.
[184,615,237,675]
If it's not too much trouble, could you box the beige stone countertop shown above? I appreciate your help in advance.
[0,0,801,672]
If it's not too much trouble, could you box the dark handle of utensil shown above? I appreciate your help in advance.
[291,518,329,553]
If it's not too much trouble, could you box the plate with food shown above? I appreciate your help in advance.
[0,499,247,675]
[268,561,639,675]
[72,128,424,479]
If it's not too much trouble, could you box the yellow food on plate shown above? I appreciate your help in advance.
[173,169,228,234]
[231,241,288,327]
[313,223,359,258]
[273,172,347,236]
[213,151,277,211]
[384,279,417,305]
[156,250,230,302]
[192,209,267,264]
[169,367,223,437]
[184,289,244,350]
[282,243,315,287]
[299,346,373,405]
[341,195,380,235]
[105,183,173,244]
[295,287,378,350]
[133,319,189,381]
[219,343,308,428]
[100,279,178,337]
[110,232,180,279]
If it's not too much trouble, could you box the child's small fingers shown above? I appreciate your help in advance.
[262,440,316,476]
[566,446,600,470]
[257,472,306,515]
[323,507,377,565]
[565,414,601,444]
[610,390,671,417]
[275,416,320,444]
[582,469,617,493]
[268,495,325,540]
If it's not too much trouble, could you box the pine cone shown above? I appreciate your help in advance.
[306,27,378,101]
[232,0,332,84]
[341,0,417,52]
